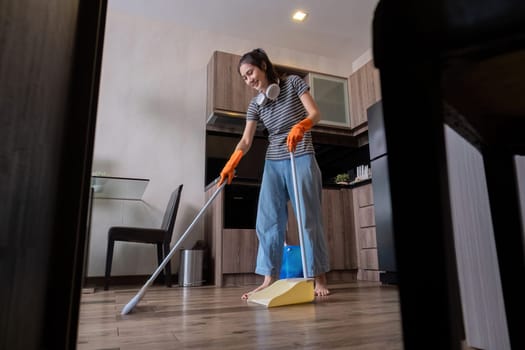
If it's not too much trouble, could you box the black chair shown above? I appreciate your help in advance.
[372,1,525,349]
[104,184,183,290]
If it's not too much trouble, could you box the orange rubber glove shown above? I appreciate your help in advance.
[287,118,313,152]
[218,149,243,186]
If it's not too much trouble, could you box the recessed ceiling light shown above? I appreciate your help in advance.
[292,10,308,22]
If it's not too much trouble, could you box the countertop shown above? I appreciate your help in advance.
[322,178,372,189]
[205,177,371,191]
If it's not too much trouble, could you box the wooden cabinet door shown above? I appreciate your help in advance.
[287,189,357,270]
[206,51,255,117]
[349,71,366,128]
[286,201,300,245]
[348,60,382,129]
[352,183,379,281]
[341,188,359,269]
[322,189,347,270]
[221,229,258,273]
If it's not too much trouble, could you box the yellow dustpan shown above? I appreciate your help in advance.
[247,278,314,307]
[248,152,315,307]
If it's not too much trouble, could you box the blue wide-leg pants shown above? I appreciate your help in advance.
[255,154,330,278]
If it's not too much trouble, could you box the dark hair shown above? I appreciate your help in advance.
[238,48,279,84]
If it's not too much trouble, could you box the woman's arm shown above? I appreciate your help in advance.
[235,119,258,154]
[218,120,258,186]
[299,91,321,125]
[286,91,321,152]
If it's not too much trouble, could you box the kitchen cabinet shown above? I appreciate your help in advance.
[206,51,355,140]
[206,51,255,121]
[205,184,361,286]
[348,60,382,132]
[322,189,354,269]
[306,73,351,129]
[352,183,379,281]
[221,229,258,274]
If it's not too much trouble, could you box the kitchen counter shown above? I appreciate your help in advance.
[205,178,260,192]
[206,177,372,192]
[323,178,371,189]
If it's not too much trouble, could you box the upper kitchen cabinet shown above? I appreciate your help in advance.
[206,51,255,123]
[206,51,307,124]
[307,73,351,129]
[348,60,382,133]
[206,51,356,142]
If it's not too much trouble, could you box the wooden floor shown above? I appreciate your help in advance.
[77,282,403,349]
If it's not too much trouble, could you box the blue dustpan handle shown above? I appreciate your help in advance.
[289,152,309,279]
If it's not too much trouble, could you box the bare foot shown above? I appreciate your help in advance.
[241,275,274,300]
[314,274,330,296]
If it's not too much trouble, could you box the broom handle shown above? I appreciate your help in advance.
[290,152,309,279]
[121,179,226,315]
[149,179,226,284]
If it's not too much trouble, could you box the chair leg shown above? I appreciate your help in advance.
[483,149,525,350]
[104,238,115,290]
[377,57,463,348]
[163,242,172,287]
[156,243,164,285]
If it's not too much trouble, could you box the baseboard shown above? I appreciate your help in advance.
[326,270,358,283]
[88,270,359,289]
[84,273,184,289]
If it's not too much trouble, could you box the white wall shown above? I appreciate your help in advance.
[352,48,373,73]
[89,5,355,277]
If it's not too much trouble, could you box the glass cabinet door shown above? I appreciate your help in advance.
[308,73,350,128]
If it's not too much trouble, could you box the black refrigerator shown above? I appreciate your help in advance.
[367,100,398,284]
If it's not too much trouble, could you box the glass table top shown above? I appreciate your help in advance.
[91,176,149,200]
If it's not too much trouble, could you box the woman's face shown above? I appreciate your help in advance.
[239,62,269,93]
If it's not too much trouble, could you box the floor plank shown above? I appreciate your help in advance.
[77,282,403,349]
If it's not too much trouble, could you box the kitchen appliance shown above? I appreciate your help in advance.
[367,100,397,284]
[224,183,260,229]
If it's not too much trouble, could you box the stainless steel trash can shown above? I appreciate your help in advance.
[179,249,204,287]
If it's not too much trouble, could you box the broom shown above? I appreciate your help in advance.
[121,179,226,315]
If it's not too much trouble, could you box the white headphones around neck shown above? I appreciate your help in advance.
[255,80,280,106]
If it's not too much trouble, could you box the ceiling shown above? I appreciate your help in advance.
[108,0,380,64]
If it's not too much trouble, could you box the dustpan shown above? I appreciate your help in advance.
[246,278,314,307]
[280,245,303,279]
[248,151,315,307]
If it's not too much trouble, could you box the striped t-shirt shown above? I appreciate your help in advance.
[246,75,315,160]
